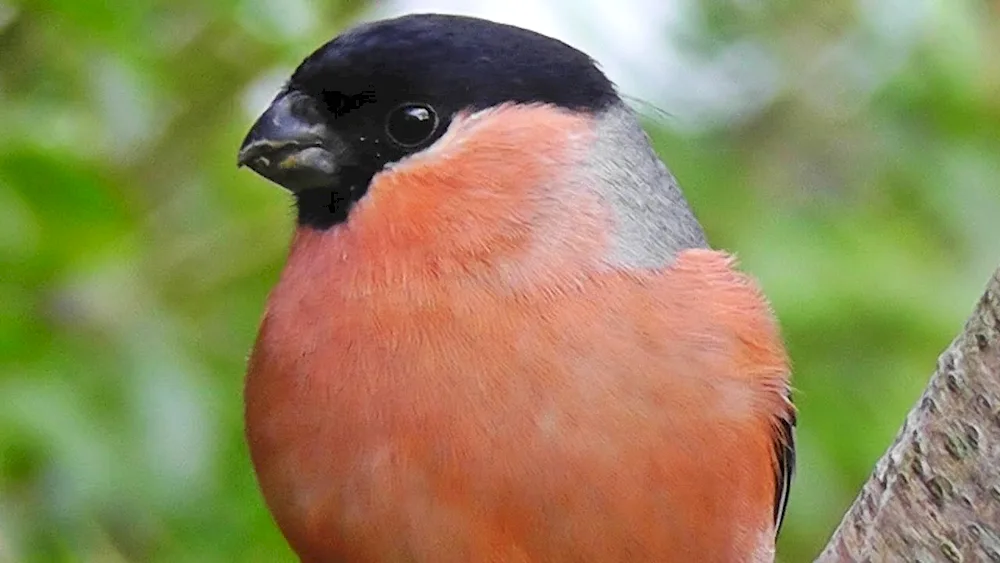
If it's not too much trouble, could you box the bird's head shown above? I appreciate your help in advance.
[239,14,706,276]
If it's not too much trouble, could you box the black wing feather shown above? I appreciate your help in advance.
[772,396,796,537]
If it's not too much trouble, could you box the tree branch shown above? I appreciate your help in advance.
[815,267,1000,562]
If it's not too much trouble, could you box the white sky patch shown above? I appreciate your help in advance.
[241,67,292,120]
[0,1,18,32]
[237,0,320,43]
[90,56,174,164]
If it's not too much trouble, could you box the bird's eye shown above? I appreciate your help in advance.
[385,103,438,147]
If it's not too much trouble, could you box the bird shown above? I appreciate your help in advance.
[237,13,795,563]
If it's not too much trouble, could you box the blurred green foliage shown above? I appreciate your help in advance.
[1,0,998,561]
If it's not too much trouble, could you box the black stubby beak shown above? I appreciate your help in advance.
[238,90,347,193]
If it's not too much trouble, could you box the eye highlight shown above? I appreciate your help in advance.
[385,103,439,147]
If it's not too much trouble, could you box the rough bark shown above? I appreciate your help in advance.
[815,267,1000,562]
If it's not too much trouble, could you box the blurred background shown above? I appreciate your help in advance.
[1,0,999,560]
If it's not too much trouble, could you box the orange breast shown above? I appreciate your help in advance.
[245,238,789,563]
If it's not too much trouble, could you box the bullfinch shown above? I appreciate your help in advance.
[237,13,795,563]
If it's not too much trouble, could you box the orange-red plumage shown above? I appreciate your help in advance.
[245,105,793,562]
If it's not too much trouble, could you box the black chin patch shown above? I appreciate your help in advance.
[294,184,367,229]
